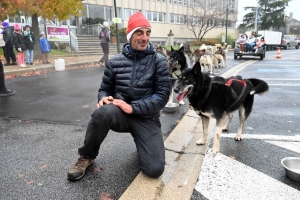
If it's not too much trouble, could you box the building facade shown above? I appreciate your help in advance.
[4,0,240,44]
[80,0,239,44]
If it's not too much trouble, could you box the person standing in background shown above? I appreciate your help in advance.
[0,60,15,97]
[98,21,110,67]
[1,21,17,66]
[23,25,35,65]
[12,24,27,68]
[0,21,5,59]
[39,32,50,64]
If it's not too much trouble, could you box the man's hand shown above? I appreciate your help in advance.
[112,99,133,114]
[96,97,133,114]
[97,96,114,108]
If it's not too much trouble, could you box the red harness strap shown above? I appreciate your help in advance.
[225,79,246,87]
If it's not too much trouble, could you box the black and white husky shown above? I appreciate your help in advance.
[168,46,188,79]
[174,61,269,154]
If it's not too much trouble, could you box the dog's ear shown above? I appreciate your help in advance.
[192,61,202,75]
[171,46,174,51]
[179,46,184,53]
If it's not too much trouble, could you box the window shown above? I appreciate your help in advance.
[169,14,185,24]
[124,9,139,20]
[183,0,187,5]
[170,14,174,23]
[146,11,164,22]
[178,0,182,4]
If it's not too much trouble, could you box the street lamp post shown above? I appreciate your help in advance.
[113,0,120,53]
[225,7,228,44]
[225,3,233,44]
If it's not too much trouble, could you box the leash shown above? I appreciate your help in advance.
[225,78,247,110]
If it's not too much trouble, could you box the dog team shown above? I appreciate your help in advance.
[155,42,229,75]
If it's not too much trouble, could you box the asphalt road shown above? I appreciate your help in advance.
[192,48,300,199]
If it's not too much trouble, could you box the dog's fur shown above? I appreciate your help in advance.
[174,62,269,154]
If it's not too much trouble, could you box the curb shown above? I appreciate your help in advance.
[119,110,215,200]
[4,60,100,77]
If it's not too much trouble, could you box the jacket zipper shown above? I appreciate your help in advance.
[130,53,137,97]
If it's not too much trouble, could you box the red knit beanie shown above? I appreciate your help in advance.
[126,12,151,41]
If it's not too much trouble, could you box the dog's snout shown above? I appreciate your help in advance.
[174,86,179,93]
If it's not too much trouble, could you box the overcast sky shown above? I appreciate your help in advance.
[237,0,300,25]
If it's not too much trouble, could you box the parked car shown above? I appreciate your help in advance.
[281,35,300,49]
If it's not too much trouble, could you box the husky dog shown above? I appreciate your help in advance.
[168,46,188,105]
[215,43,228,67]
[190,49,201,66]
[174,62,269,154]
[155,44,168,58]
[199,54,214,74]
[212,54,225,71]
[179,42,193,58]
[169,46,188,79]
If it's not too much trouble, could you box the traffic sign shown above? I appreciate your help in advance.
[112,18,121,24]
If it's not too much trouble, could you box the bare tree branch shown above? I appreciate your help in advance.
[186,1,236,41]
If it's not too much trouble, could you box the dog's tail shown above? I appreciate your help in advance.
[248,78,269,95]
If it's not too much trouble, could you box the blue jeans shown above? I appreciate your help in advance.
[25,49,34,64]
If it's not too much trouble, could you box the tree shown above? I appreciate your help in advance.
[238,0,290,31]
[0,0,85,58]
[185,1,236,41]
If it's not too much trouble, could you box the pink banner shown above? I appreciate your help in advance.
[46,26,70,41]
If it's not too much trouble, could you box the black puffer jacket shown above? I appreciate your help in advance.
[23,30,35,50]
[98,43,170,118]
[13,32,26,52]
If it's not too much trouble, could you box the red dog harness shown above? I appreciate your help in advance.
[225,79,246,87]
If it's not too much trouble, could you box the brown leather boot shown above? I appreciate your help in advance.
[67,155,94,181]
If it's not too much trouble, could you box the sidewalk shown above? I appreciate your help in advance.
[3,55,105,77]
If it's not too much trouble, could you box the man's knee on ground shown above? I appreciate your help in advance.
[142,162,165,178]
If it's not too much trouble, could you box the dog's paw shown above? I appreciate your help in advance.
[212,147,220,154]
[179,100,185,105]
[234,136,242,141]
[196,139,206,145]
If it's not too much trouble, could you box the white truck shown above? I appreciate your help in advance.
[245,30,282,51]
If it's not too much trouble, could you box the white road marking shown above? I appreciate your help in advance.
[254,64,300,66]
[269,84,300,86]
[263,78,300,81]
[221,133,300,142]
[195,149,300,200]
[222,60,257,78]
